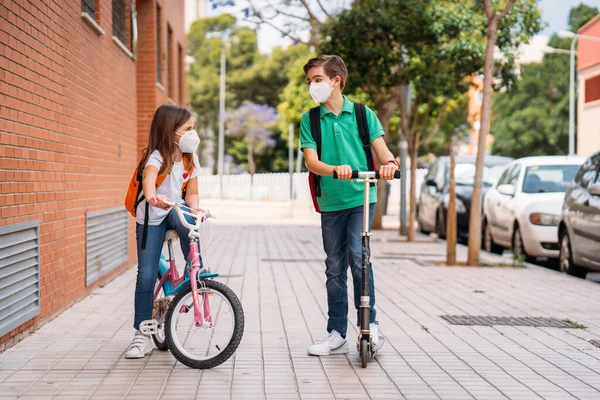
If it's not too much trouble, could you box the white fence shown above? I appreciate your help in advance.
[198,170,428,214]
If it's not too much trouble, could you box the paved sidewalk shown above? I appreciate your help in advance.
[1,224,599,400]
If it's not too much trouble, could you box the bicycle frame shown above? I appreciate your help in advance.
[153,202,218,328]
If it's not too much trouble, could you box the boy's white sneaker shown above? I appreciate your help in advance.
[307,330,349,356]
[370,323,384,352]
[125,331,153,359]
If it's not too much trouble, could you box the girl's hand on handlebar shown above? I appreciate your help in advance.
[191,207,208,222]
[150,195,172,210]
[333,165,352,180]
[379,164,399,180]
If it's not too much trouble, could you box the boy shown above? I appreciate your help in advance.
[300,55,399,356]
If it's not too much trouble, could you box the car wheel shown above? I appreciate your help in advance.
[559,232,587,279]
[484,221,503,255]
[435,208,446,239]
[513,226,533,262]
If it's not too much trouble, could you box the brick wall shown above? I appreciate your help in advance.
[0,0,187,349]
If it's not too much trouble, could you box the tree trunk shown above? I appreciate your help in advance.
[446,146,457,265]
[407,134,419,242]
[248,142,255,200]
[467,16,498,265]
[371,94,399,230]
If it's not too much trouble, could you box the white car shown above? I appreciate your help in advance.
[483,156,585,260]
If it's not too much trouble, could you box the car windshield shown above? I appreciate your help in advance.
[452,163,506,186]
[522,165,580,193]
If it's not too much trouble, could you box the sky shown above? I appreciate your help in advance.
[192,0,600,56]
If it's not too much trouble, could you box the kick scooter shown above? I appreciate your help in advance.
[334,169,400,368]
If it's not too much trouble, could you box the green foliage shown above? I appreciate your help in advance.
[188,14,258,131]
[491,3,598,158]
[187,14,316,173]
[320,0,487,151]
[568,3,599,31]
[276,53,316,140]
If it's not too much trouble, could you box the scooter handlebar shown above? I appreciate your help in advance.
[333,170,401,180]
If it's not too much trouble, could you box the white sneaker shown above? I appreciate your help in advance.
[370,323,383,351]
[307,330,349,356]
[125,331,153,359]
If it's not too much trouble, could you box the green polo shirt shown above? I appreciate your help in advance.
[300,95,384,212]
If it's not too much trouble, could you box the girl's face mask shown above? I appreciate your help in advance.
[175,130,200,153]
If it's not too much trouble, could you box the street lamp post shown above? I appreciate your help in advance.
[218,45,226,197]
[557,30,600,156]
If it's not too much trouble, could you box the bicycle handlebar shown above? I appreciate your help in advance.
[158,200,213,233]
[333,170,401,180]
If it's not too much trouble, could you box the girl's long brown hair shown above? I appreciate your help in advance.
[137,105,193,176]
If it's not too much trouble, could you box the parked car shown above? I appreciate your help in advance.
[483,156,585,261]
[417,155,513,241]
[558,152,600,278]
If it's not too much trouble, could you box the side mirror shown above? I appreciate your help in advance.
[497,184,515,197]
[589,183,600,197]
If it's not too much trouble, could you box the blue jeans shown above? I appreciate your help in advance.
[134,208,196,330]
[321,204,376,339]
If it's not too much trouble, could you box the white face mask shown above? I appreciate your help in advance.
[175,130,200,153]
[309,78,334,104]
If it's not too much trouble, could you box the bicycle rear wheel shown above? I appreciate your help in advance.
[165,280,244,369]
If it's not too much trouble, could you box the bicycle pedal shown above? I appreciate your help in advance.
[139,319,158,335]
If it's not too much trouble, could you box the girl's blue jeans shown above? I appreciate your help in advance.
[134,208,196,330]
[321,203,377,339]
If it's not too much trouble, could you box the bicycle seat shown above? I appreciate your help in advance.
[164,230,179,242]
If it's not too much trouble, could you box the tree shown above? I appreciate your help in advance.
[243,0,349,47]
[466,0,542,265]
[187,14,259,163]
[225,103,278,184]
[491,3,599,158]
[322,0,487,235]
[187,14,315,173]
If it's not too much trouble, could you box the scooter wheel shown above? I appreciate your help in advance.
[360,338,369,368]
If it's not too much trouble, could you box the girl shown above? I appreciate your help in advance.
[126,105,203,359]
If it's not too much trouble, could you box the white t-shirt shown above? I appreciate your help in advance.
[135,150,200,226]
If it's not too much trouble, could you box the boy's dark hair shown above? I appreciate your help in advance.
[303,55,348,91]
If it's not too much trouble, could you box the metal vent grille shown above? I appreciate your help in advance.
[0,220,40,337]
[441,315,577,328]
[86,207,128,286]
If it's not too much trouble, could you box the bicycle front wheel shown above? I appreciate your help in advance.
[165,280,244,369]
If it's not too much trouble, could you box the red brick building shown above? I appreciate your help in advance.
[0,0,187,349]
[577,14,600,157]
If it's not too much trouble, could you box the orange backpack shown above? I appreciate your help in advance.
[124,154,194,248]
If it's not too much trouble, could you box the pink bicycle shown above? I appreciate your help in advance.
[139,201,244,369]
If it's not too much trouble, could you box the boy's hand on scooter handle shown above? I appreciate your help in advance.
[379,164,399,180]
[333,165,352,180]
[150,195,171,210]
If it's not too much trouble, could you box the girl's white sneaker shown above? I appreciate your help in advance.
[125,331,153,359]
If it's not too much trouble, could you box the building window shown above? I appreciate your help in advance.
[178,44,184,104]
[112,0,127,46]
[157,5,162,84]
[585,75,600,104]
[82,0,96,20]
[168,25,173,99]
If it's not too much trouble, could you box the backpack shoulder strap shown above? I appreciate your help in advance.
[309,107,322,159]
[354,103,375,172]
[309,107,322,197]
